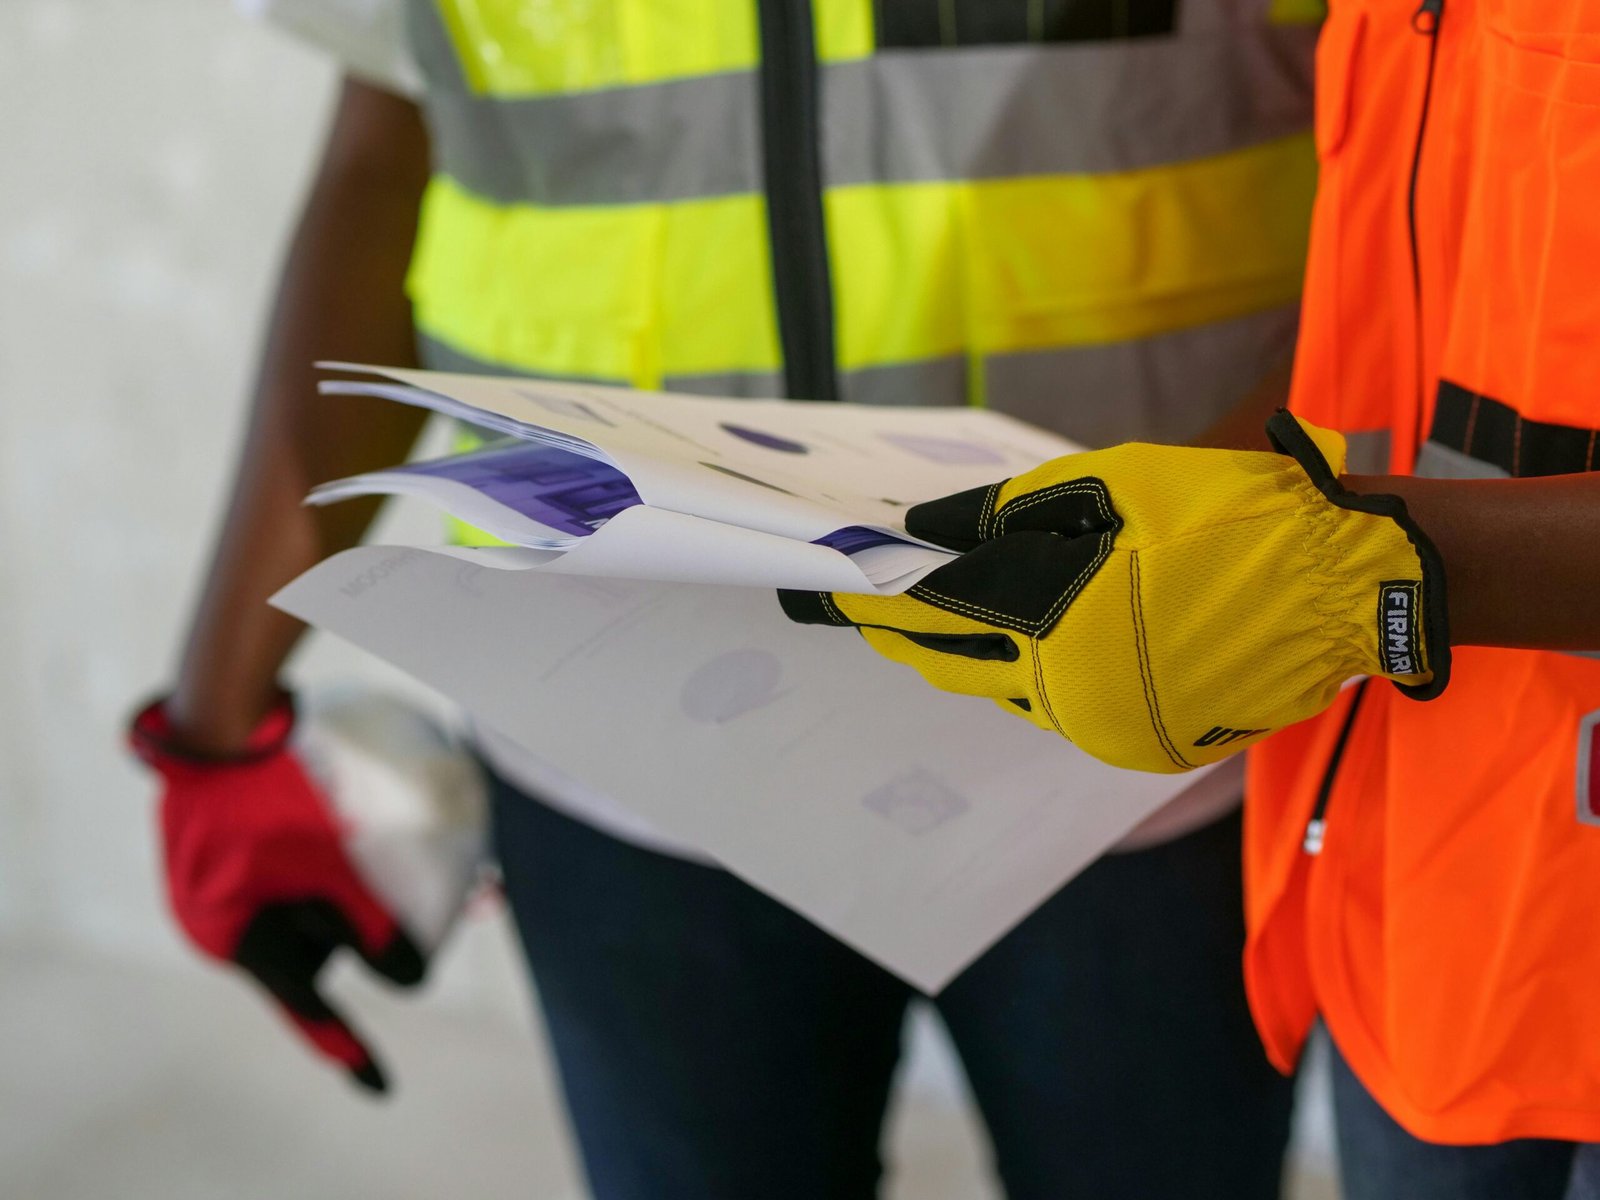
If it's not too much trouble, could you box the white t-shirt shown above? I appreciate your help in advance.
[241,0,1245,860]
[237,0,422,95]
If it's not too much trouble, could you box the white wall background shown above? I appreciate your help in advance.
[0,0,549,1070]
[1,0,334,952]
[0,0,505,975]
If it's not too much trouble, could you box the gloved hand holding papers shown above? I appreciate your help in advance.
[278,367,1223,992]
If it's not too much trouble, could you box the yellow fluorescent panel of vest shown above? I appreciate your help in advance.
[407,0,1319,395]
[431,0,1319,95]
[410,137,1315,388]
[433,0,874,95]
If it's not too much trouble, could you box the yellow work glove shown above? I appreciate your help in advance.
[781,412,1449,773]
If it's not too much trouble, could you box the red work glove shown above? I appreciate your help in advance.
[129,694,425,1093]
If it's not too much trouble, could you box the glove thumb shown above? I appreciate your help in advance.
[353,925,427,990]
[1270,411,1350,477]
[263,976,390,1094]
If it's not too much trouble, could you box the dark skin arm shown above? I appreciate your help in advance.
[1347,472,1600,650]
[166,79,432,755]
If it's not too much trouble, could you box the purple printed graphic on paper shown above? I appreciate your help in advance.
[863,770,970,835]
[814,526,914,556]
[403,442,640,537]
[720,423,810,454]
[680,649,787,723]
[407,443,918,555]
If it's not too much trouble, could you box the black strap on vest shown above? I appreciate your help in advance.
[756,0,841,402]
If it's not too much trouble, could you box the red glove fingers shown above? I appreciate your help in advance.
[235,898,422,1093]
[129,694,426,1094]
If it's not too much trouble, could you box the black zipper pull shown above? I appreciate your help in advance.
[1413,0,1444,36]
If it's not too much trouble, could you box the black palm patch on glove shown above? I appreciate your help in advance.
[783,474,1121,642]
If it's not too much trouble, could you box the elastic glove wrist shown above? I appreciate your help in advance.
[1265,411,1450,698]
[129,690,295,774]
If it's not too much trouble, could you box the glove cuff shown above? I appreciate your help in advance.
[1267,411,1451,700]
[128,691,296,772]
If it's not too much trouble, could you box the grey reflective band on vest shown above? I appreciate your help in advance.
[418,334,583,382]
[656,370,787,398]
[425,74,764,208]
[421,333,956,403]
[401,0,759,207]
[404,0,469,91]
[424,305,1300,447]
[1413,440,1512,480]
[1577,712,1600,821]
[982,304,1300,447]
[1340,429,1392,476]
[824,26,1317,186]
[406,4,1315,208]
[647,360,965,404]
[841,356,967,408]
[419,334,789,397]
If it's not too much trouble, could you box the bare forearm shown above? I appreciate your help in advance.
[1347,472,1600,650]
[167,81,431,753]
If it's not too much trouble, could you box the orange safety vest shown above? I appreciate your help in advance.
[1245,0,1600,1145]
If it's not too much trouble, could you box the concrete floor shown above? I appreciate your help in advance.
[0,939,1339,1199]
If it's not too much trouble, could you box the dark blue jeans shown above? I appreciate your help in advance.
[491,774,1293,1200]
[1332,1038,1600,1200]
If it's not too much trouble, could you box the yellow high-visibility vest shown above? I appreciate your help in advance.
[404,0,1318,448]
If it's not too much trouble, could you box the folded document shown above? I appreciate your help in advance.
[311,364,1081,592]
